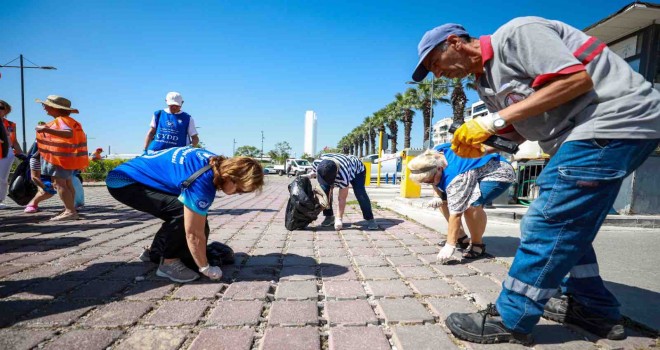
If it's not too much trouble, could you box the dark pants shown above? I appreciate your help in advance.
[108,183,208,263]
[321,169,374,220]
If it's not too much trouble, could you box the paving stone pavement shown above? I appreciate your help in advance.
[0,176,656,350]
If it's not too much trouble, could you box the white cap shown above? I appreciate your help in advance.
[165,92,183,106]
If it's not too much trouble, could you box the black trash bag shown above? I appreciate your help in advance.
[147,221,235,270]
[7,145,38,206]
[285,176,323,230]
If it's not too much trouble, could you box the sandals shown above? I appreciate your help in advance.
[463,243,487,259]
[439,235,470,249]
[49,212,79,221]
[24,205,39,213]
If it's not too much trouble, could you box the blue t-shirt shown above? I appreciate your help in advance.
[148,110,192,151]
[433,143,507,191]
[107,147,216,215]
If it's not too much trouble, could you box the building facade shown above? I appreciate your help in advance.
[585,2,660,214]
[304,110,317,156]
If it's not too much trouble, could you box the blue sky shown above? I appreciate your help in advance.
[1,0,635,156]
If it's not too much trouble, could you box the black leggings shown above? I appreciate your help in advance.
[108,183,208,264]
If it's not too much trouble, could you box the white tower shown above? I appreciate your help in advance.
[304,110,317,156]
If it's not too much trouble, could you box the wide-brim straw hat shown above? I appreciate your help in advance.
[35,95,79,113]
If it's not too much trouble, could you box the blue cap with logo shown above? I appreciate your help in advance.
[412,23,469,82]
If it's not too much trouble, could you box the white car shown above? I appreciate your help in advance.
[363,154,401,180]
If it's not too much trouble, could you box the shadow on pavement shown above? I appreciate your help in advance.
[0,237,92,253]
[0,254,346,327]
[604,280,660,332]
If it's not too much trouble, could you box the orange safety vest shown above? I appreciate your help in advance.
[2,119,17,147]
[36,116,89,170]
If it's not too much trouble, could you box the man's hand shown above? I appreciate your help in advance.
[199,265,223,280]
[452,116,499,158]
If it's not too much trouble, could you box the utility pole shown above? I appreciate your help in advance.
[260,131,264,161]
[232,138,237,156]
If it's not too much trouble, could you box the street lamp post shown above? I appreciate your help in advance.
[0,54,57,151]
[260,131,264,162]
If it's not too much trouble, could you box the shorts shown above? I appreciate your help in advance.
[41,158,74,179]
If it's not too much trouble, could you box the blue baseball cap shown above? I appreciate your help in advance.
[412,23,469,82]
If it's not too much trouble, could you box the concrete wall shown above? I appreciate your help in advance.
[614,156,660,215]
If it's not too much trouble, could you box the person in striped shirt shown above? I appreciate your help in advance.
[310,153,378,230]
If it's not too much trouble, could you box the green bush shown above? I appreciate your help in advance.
[81,159,128,182]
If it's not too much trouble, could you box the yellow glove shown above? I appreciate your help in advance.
[451,143,485,158]
[453,117,495,146]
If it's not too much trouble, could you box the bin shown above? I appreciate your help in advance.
[399,148,423,198]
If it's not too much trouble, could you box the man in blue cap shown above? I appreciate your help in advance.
[412,18,660,344]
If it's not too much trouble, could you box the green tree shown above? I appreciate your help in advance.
[396,90,416,149]
[269,141,292,164]
[450,76,476,124]
[235,145,260,157]
[407,78,449,145]
[383,102,402,153]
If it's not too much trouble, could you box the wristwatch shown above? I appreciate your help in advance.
[492,112,507,131]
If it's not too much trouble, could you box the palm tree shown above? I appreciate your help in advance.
[372,108,388,153]
[383,102,401,153]
[450,76,476,124]
[395,90,416,149]
[362,116,377,155]
[407,78,449,146]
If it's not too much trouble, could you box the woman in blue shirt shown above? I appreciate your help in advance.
[408,145,515,264]
[106,147,264,283]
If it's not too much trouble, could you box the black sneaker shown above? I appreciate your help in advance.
[543,295,626,340]
[320,215,335,227]
[445,304,533,345]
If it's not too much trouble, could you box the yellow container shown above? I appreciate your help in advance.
[399,148,421,198]
[362,161,372,186]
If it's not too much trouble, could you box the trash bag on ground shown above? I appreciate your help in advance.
[285,175,324,230]
[7,156,37,206]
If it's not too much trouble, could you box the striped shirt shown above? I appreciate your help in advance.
[312,153,365,189]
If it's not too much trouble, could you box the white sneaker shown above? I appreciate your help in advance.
[0,202,7,209]
[334,218,343,230]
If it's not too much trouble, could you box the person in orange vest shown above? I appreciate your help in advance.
[32,95,88,221]
[91,147,103,161]
[0,99,27,208]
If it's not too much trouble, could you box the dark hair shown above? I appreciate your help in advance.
[210,156,264,193]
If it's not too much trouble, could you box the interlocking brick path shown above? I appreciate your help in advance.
[0,177,655,349]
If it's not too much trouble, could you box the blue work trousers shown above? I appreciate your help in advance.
[321,170,374,220]
[497,138,659,334]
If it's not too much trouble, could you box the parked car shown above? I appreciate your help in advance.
[272,158,314,176]
[363,153,401,180]
[263,166,276,174]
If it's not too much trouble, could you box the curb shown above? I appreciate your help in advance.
[392,197,660,229]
